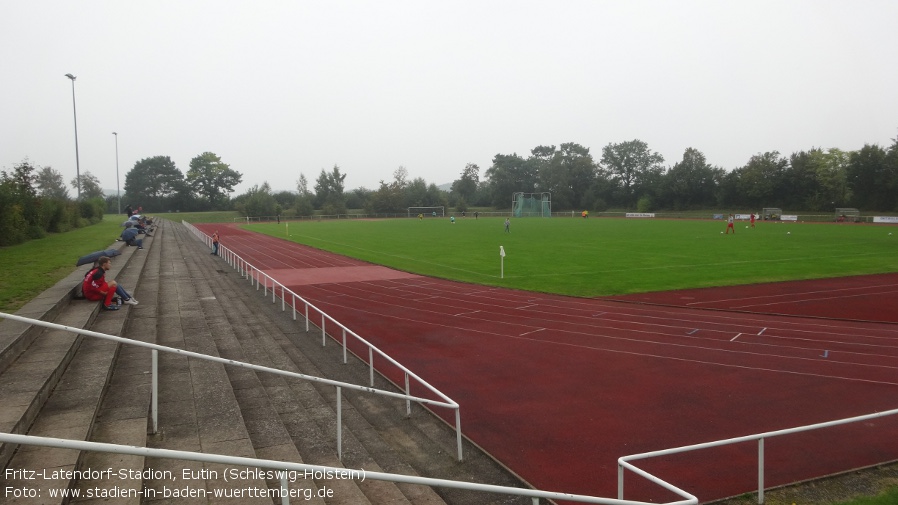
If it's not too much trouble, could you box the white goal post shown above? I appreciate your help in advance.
[408,206,445,218]
[835,208,860,222]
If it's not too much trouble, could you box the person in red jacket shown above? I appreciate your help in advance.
[82,256,138,310]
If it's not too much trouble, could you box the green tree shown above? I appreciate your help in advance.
[451,163,479,203]
[367,168,409,214]
[314,165,347,215]
[124,156,187,211]
[484,153,532,208]
[600,140,665,208]
[35,166,70,200]
[559,142,597,209]
[734,151,789,208]
[787,148,851,211]
[885,136,898,211]
[404,177,429,208]
[186,152,242,208]
[345,187,372,210]
[660,148,723,210]
[425,183,449,209]
[847,143,897,211]
[238,182,276,217]
[74,171,105,200]
[0,160,39,244]
[295,173,315,217]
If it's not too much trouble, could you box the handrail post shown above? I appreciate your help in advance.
[304,304,309,332]
[617,463,624,500]
[336,386,343,460]
[455,407,464,461]
[405,373,411,418]
[151,349,159,434]
[342,328,347,364]
[280,475,289,505]
[369,347,374,386]
[292,294,297,321]
[758,437,765,504]
[321,315,326,346]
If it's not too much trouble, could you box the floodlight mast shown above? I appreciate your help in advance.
[65,73,81,200]
[113,132,120,214]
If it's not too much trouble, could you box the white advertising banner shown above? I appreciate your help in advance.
[626,213,655,218]
[873,216,898,223]
[781,215,799,221]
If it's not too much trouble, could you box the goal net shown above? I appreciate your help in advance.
[835,208,860,222]
[762,208,782,220]
[408,206,445,218]
[512,192,551,217]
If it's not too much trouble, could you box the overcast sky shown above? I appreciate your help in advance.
[2,1,897,196]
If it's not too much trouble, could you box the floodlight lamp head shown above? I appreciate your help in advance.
[112,131,117,136]
[65,73,76,81]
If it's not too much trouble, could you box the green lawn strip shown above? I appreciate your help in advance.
[0,218,125,312]
[247,217,898,297]
[836,487,898,505]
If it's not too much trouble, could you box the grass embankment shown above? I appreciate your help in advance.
[0,211,236,313]
[0,218,125,312]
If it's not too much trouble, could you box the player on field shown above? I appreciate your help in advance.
[725,214,735,234]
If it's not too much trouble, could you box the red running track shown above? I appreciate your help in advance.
[199,224,898,503]
[610,273,898,324]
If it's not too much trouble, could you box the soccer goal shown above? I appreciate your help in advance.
[512,192,551,217]
[835,208,860,222]
[762,208,782,221]
[408,206,445,218]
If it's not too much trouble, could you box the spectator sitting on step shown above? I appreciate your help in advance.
[83,256,138,310]
[138,216,154,236]
[120,227,144,249]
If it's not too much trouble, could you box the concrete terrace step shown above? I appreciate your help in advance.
[0,230,153,504]
[139,222,269,505]
[177,222,437,504]
[176,222,533,505]
[72,224,165,505]
[164,221,362,504]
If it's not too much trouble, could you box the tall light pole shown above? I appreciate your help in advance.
[113,132,121,214]
[64,73,81,200]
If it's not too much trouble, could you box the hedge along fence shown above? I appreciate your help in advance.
[0,193,106,247]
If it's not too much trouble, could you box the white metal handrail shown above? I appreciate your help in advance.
[183,220,464,460]
[0,432,662,505]
[618,407,898,504]
[0,312,448,463]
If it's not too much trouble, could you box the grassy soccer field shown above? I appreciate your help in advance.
[245,217,898,297]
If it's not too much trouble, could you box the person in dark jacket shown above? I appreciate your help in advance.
[121,227,144,249]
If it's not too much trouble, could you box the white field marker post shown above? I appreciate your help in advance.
[499,246,506,278]
[286,222,289,236]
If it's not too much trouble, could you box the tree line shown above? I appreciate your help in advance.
[231,135,898,217]
[0,160,107,246]
[4,133,897,246]
[481,138,898,213]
